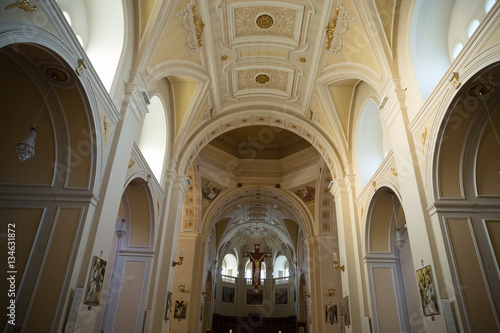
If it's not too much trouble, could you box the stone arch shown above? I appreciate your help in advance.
[201,185,315,240]
[177,111,343,183]
[429,61,500,332]
[364,186,418,333]
[100,177,156,332]
[0,39,100,331]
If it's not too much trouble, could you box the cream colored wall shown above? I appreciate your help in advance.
[113,260,147,333]
[26,208,82,333]
[446,218,497,332]
[372,267,400,332]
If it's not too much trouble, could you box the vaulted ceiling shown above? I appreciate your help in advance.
[133,0,399,254]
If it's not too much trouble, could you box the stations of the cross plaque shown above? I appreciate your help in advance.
[243,244,272,294]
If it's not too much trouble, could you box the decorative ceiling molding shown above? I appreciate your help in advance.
[175,3,205,56]
[234,6,295,39]
[216,1,310,51]
[222,63,302,101]
[326,5,356,59]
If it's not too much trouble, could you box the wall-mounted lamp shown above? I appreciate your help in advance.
[178,284,185,293]
[333,252,345,271]
[172,248,184,267]
[328,282,335,296]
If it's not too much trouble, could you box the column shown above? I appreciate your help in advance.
[149,171,190,333]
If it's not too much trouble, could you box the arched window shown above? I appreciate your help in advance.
[139,96,167,182]
[468,20,480,37]
[485,0,496,13]
[221,254,238,277]
[357,101,385,188]
[273,255,290,278]
[452,43,464,59]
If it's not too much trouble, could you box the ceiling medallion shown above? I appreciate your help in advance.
[255,74,270,85]
[256,14,274,29]
[468,83,493,97]
[45,67,69,82]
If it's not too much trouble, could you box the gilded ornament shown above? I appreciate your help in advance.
[103,117,108,145]
[450,72,461,89]
[5,0,36,13]
[221,55,228,61]
[299,57,306,63]
[75,59,86,76]
[390,168,398,176]
[255,74,270,85]
[372,181,376,192]
[325,6,356,59]
[128,159,135,168]
[176,4,205,55]
[191,5,204,48]
[256,14,274,29]
[326,8,340,50]
[421,127,427,154]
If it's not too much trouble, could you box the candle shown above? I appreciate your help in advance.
[180,248,184,257]
[333,251,337,262]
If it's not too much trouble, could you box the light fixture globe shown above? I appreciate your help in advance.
[16,126,37,162]
[395,229,405,250]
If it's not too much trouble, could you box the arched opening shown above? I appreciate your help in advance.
[365,187,419,333]
[101,178,155,333]
[274,255,290,278]
[431,62,500,332]
[139,95,167,182]
[222,253,238,277]
[356,101,386,188]
[0,42,98,331]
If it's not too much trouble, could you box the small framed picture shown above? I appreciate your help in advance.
[343,296,351,325]
[83,256,107,306]
[325,303,338,324]
[174,300,187,319]
[416,265,440,316]
[222,286,235,303]
[164,291,172,321]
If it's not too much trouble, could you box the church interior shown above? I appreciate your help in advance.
[1,0,500,332]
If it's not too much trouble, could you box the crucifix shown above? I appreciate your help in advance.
[243,244,271,293]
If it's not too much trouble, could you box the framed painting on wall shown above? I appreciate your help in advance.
[274,287,288,305]
[246,288,263,305]
[174,300,187,319]
[222,286,235,303]
[83,256,107,306]
[325,303,337,324]
[343,296,351,325]
[416,265,440,316]
[164,291,172,320]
